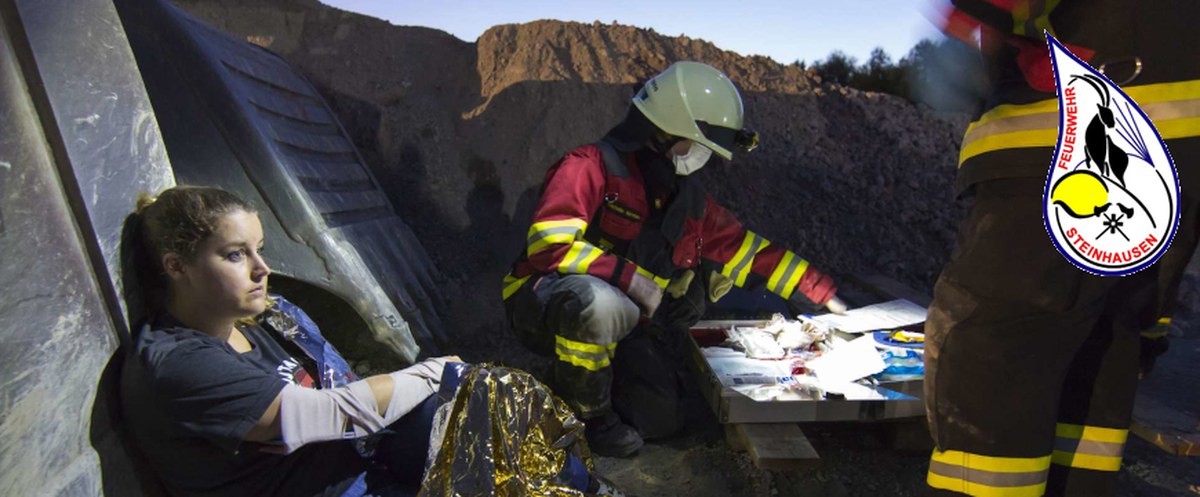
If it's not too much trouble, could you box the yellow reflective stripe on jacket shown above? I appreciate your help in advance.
[766,251,809,300]
[527,218,587,256]
[635,266,670,289]
[501,273,531,300]
[556,241,604,274]
[959,79,1200,165]
[554,335,617,371]
[721,231,770,287]
[927,449,1050,497]
[1051,423,1127,471]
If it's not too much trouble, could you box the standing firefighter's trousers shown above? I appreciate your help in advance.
[925,178,1161,497]
[505,273,640,419]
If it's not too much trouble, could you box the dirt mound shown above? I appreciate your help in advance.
[474,20,815,107]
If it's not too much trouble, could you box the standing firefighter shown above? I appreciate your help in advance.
[925,1,1200,495]
[503,61,841,456]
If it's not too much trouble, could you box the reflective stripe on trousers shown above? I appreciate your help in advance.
[1050,423,1127,472]
[927,449,1050,497]
[927,422,1128,496]
[505,273,640,417]
[555,335,618,372]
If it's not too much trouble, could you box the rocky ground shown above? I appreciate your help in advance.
[174,1,1198,494]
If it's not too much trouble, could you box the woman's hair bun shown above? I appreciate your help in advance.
[135,191,157,214]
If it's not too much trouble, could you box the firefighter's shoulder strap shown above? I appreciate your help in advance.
[593,139,630,179]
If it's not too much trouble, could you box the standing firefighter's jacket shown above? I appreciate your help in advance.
[946,0,1200,193]
[503,141,828,308]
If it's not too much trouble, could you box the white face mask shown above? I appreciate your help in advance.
[672,141,713,176]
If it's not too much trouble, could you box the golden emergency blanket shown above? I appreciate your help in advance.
[419,364,593,496]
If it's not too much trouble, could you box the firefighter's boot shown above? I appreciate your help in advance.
[584,411,643,457]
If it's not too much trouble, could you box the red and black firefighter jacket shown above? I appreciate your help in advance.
[943,0,1200,193]
[503,141,832,308]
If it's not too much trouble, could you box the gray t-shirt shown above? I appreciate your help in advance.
[120,315,365,497]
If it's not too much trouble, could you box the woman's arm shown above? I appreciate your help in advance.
[242,374,397,441]
[245,356,458,451]
[245,394,284,442]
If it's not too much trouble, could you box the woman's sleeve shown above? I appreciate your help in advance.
[277,358,444,453]
[145,340,285,453]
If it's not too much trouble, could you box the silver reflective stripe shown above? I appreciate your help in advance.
[528,225,581,245]
[1054,437,1124,458]
[962,98,1200,157]
[1137,98,1200,121]
[731,236,766,277]
[965,99,1200,149]
[565,244,597,273]
[927,460,1048,488]
[771,255,803,294]
[962,111,1056,149]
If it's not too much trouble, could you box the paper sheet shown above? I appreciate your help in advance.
[702,348,793,387]
[807,299,927,334]
[806,334,886,385]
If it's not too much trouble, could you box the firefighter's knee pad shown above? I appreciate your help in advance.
[549,275,639,345]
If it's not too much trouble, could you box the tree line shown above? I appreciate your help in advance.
[799,38,971,107]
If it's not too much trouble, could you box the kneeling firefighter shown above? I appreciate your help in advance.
[503,61,842,456]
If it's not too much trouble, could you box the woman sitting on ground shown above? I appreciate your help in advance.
[120,186,455,497]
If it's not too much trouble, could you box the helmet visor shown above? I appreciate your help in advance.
[696,121,739,155]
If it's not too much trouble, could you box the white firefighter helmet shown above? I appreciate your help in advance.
[633,61,745,160]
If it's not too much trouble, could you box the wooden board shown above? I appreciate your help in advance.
[1130,391,1200,456]
[726,423,821,471]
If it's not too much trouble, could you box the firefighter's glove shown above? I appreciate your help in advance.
[786,267,837,316]
[628,272,664,318]
[662,271,707,332]
[707,271,734,302]
[665,270,695,299]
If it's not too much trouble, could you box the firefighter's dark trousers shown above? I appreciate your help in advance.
[505,273,640,419]
[925,178,1159,497]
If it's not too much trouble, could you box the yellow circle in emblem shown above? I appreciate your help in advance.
[1051,170,1110,218]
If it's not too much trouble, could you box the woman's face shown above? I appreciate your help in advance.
[167,209,271,320]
